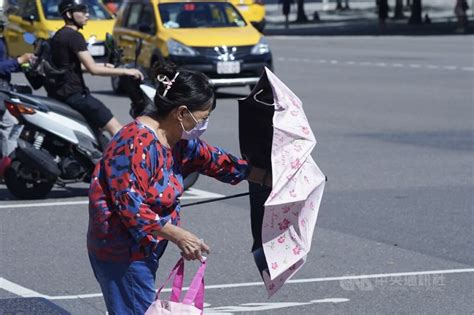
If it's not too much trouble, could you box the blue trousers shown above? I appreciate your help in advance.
[89,242,167,315]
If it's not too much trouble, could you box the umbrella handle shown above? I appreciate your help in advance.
[253,89,275,106]
[260,169,271,187]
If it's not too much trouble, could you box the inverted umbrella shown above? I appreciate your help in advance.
[239,68,326,297]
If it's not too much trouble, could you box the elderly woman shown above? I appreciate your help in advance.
[87,63,270,314]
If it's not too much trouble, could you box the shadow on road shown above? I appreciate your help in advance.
[0,185,89,201]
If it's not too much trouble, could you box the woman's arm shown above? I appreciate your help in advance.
[179,139,250,185]
[154,223,210,261]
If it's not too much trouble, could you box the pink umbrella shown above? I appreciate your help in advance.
[239,68,326,297]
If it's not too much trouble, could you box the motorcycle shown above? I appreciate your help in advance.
[2,33,198,199]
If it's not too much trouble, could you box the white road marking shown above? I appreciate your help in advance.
[184,188,225,200]
[0,200,89,209]
[276,57,472,72]
[0,188,225,209]
[1,268,472,300]
[0,278,44,298]
[206,298,350,313]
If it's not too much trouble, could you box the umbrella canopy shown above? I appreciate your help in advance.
[239,68,326,296]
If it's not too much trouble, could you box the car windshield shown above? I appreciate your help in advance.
[41,0,113,20]
[159,2,246,29]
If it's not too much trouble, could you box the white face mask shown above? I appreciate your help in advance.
[180,109,209,140]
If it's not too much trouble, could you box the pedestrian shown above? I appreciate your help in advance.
[0,15,35,177]
[378,0,389,31]
[454,0,469,33]
[87,63,272,314]
[47,0,143,137]
[280,0,292,28]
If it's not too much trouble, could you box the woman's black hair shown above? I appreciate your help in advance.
[147,62,215,118]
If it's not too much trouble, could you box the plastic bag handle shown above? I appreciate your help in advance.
[182,259,206,310]
[155,258,184,302]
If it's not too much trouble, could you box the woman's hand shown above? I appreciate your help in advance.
[176,230,210,261]
[154,223,210,261]
[17,53,35,65]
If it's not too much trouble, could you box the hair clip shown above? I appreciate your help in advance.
[157,72,180,97]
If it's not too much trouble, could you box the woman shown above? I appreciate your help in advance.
[87,64,271,314]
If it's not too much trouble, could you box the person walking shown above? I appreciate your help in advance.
[454,0,469,33]
[87,63,271,314]
[47,0,143,137]
[378,0,389,31]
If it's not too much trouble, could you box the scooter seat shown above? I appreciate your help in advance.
[34,96,88,124]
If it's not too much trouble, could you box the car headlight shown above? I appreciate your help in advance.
[251,37,270,55]
[167,39,197,57]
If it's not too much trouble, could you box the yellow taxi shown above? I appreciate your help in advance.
[228,0,265,32]
[113,0,272,91]
[4,0,115,57]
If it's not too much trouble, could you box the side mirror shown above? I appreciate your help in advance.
[23,32,36,45]
[21,14,36,22]
[104,33,115,51]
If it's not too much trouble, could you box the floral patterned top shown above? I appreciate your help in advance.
[87,120,250,262]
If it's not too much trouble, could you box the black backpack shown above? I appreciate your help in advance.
[24,38,68,92]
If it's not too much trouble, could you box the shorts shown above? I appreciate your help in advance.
[64,92,114,129]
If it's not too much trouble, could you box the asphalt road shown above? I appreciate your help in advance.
[1,35,473,314]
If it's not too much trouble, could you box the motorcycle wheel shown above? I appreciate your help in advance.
[4,159,55,199]
[183,172,199,190]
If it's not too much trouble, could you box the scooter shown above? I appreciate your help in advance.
[2,33,198,199]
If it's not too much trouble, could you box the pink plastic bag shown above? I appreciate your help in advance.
[145,258,206,315]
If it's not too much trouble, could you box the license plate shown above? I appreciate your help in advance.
[88,45,105,57]
[217,61,240,74]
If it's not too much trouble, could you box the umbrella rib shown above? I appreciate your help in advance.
[181,189,271,208]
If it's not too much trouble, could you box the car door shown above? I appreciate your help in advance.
[114,2,155,67]
[4,0,40,56]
